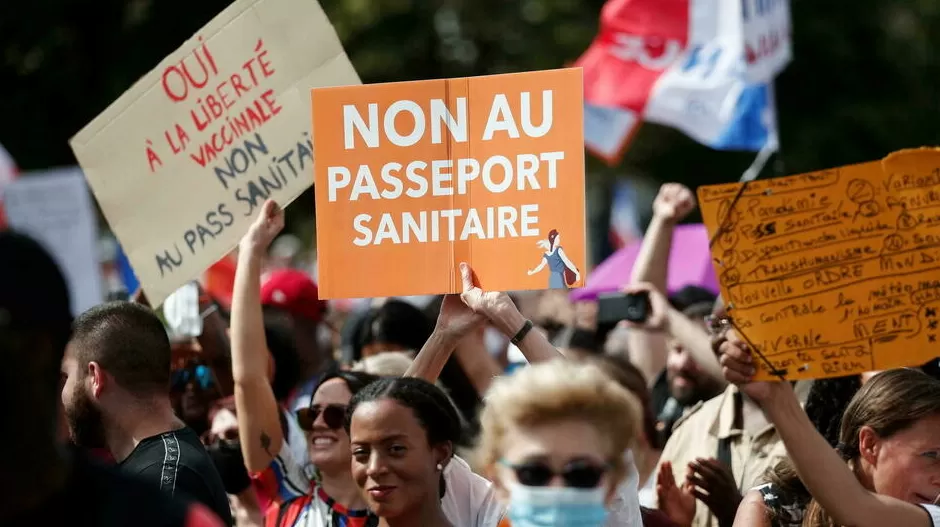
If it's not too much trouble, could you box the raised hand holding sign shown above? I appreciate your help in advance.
[700,148,940,380]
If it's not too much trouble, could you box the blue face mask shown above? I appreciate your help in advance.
[506,483,609,527]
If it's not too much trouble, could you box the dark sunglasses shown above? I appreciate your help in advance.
[296,404,347,431]
[171,364,214,391]
[500,458,610,489]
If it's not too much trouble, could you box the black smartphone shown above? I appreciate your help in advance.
[597,291,651,324]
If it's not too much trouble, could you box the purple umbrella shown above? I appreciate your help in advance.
[569,223,719,302]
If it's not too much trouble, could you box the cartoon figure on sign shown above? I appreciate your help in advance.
[528,229,580,289]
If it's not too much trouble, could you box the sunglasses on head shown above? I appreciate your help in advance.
[296,404,347,431]
[171,364,214,392]
[500,458,610,489]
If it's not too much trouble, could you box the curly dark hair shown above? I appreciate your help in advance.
[346,376,463,498]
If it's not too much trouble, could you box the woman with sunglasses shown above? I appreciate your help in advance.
[476,359,644,527]
[232,201,381,527]
[171,357,222,438]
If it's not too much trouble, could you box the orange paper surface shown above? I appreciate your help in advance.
[311,68,586,299]
[699,148,940,380]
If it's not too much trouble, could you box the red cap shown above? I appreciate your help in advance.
[260,269,326,323]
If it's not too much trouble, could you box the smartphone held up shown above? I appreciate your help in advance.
[597,291,651,325]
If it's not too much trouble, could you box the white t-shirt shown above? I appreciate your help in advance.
[638,472,656,509]
[608,450,644,527]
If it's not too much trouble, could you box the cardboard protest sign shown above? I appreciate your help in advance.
[4,168,102,316]
[699,148,940,380]
[70,0,359,306]
[312,68,586,299]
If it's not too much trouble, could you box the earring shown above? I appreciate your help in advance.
[436,463,443,471]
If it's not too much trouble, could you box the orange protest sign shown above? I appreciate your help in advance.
[311,68,586,299]
[699,148,940,380]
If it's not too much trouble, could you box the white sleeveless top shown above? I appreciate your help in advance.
[923,504,940,526]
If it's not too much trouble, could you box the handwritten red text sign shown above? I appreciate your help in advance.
[70,0,359,305]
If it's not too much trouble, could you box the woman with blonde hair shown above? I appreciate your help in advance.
[476,359,644,527]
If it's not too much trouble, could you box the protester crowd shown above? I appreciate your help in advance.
[6,181,940,527]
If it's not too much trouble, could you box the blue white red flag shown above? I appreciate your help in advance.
[578,0,791,161]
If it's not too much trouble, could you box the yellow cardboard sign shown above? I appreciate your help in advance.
[699,148,940,380]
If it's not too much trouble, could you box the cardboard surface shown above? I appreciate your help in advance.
[700,148,940,379]
[312,68,587,299]
[70,0,359,306]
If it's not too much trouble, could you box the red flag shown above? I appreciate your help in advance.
[577,0,689,112]
[577,0,689,162]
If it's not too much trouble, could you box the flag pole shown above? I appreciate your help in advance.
[739,81,780,182]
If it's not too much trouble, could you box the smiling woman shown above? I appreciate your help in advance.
[346,377,463,527]
[734,369,940,527]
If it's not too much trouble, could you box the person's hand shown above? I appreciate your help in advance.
[240,200,284,256]
[435,294,486,342]
[653,183,696,224]
[458,263,517,329]
[686,458,742,527]
[527,268,538,276]
[657,461,695,527]
[621,282,672,332]
[717,336,789,404]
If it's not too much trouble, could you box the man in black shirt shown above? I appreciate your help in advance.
[5,446,224,527]
[0,231,223,527]
[62,300,234,525]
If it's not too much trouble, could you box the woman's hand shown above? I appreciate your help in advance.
[653,183,696,224]
[621,282,672,332]
[434,294,485,342]
[527,268,538,276]
[459,263,515,321]
[717,336,789,405]
[657,461,695,527]
[239,200,284,257]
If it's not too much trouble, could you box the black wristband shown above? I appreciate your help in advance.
[511,319,534,346]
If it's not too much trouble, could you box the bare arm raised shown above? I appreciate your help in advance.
[720,341,935,527]
[231,200,286,472]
